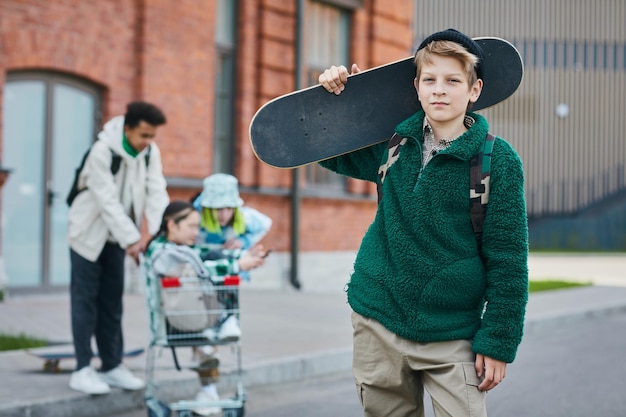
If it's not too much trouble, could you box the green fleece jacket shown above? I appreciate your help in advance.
[320,111,528,363]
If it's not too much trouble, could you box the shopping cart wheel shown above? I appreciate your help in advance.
[145,396,171,417]
[222,406,245,417]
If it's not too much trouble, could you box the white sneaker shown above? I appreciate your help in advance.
[193,389,221,416]
[202,327,218,342]
[217,315,241,342]
[199,345,216,356]
[69,366,111,395]
[191,345,217,366]
[98,365,145,390]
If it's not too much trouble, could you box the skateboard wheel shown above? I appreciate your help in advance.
[44,359,61,373]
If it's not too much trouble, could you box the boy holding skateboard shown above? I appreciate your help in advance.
[318,29,528,416]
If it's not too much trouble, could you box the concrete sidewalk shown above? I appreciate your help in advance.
[0,254,624,417]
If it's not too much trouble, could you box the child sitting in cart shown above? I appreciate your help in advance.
[144,200,267,416]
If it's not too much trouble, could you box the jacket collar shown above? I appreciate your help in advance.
[395,110,490,161]
[98,115,151,162]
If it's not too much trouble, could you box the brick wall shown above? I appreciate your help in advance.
[0,0,216,176]
[0,0,415,253]
[0,0,138,115]
[139,0,216,178]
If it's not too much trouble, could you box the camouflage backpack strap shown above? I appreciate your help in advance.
[377,133,408,202]
[469,133,496,248]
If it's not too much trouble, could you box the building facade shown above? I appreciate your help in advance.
[1,0,624,292]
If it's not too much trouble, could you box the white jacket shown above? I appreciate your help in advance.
[68,115,169,261]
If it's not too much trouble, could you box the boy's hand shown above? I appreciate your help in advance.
[475,354,506,392]
[319,64,361,95]
[126,241,143,265]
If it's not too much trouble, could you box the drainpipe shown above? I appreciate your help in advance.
[289,0,305,290]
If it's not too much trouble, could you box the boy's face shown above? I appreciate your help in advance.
[124,121,158,152]
[414,55,482,126]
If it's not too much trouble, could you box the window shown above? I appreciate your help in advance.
[213,0,237,174]
[305,1,351,190]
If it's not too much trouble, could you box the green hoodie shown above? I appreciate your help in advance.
[320,111,528,363]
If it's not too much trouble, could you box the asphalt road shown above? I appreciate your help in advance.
[116,310,626,417]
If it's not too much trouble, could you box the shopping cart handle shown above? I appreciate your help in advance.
[224,275,240,286]
[161,276,181,288]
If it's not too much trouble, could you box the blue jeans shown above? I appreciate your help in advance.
[70,243,125,371]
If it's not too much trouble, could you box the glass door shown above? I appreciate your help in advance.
[1,73,99,290]
[1,81,47,287]
[48,84,98,286]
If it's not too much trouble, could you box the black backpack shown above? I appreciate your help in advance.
[66,145,151,207]
[382,132,495,247]
[469,133,495,250]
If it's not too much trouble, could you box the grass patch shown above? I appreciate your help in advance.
[529,280,591,293]
[0,332,48,352]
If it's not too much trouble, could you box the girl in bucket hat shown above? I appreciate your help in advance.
[317,29,527,417]
[193,173,272,275]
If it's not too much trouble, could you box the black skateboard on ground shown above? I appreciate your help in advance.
[28,347,144,373]
[249,37,523,169]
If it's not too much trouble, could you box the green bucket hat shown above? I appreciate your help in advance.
[200,173,244,209]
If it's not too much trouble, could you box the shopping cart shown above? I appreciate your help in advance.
[144,271,245,417]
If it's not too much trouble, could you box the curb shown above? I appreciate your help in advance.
[0,348,353,417]
[524,300,626,332]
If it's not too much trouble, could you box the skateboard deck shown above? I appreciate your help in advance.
[249,37,523,169]
[28,347,144,373]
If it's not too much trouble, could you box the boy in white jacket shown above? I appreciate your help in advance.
[67,101,169,395]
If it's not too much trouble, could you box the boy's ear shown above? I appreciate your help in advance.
[469,79,483,103]
[413,78,420,99]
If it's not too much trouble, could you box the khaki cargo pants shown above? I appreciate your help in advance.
[351,312,487,417]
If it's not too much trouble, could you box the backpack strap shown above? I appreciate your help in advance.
[66,147,128,206]
[111,145,150,175]
[110,149,122,175]
[65,146,94,206]
[144,144,152,168]
[377,133,407,202]
[469,133,496,248]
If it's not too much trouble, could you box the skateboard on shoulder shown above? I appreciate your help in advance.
[249,37,523,169]
[27,347,145,373]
